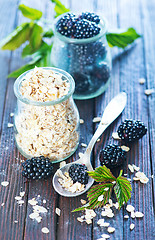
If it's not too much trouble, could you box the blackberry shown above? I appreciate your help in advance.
[91,62,110,83]
[117,120,147,143]
[74,19,100,39]
[99,144,127,168]
[72,72,90,93]
[80,12,100,24]
[22,156,53,180]
[56,13,77,37]
[69,163,89,185]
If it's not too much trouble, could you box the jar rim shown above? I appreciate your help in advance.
[14,67,75,106]
[53,12,107,44]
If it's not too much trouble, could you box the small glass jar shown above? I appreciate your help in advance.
[51,13,111,100]
[14,67,80,163]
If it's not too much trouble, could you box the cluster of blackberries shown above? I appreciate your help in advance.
[99,120,147,168]
[22,156,53,180]
[117,119,147,144]
[69,163,89,185]
[56,12,101,39]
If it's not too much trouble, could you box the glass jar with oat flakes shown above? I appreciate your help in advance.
[14,67,80,163]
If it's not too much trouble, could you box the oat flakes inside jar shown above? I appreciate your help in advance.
[14,67,80,162]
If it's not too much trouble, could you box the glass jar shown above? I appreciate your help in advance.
[51,13,111,100]
[14,67,80,163]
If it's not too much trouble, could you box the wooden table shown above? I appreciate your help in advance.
[0,0,154,239]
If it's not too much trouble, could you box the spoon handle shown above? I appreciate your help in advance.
[84,92,127,157]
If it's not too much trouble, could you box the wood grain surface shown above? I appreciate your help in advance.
[0,0,154,239]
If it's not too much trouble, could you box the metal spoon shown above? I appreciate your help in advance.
[53,92,127,197]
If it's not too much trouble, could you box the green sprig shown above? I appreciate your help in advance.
[73,166,132,212]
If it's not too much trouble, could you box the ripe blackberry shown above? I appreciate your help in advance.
[117,120,147,143]
[91,62,110,83]
[74,19,100,39]
[80,12,100,24]
[56,13,77,37]
[69,163,89,185]
[99,144,127,168]
[22,156,53,180]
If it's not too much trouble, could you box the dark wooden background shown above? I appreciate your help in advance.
[0,0,154,239]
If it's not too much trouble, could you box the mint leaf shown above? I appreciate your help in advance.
[114,170,132,209]
[19,4,42,20]
[87,183,113,209]
[30,23,43,50]
[0,23,30,50]
[88,165,116,182]
[106,28,141,48]
[51,0,70,17]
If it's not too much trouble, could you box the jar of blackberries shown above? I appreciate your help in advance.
[51,12,111,100]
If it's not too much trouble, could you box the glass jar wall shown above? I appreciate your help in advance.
[51,14,111,100]
[14,67,80,163]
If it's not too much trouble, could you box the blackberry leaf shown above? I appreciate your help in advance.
[87,183,113,209]
[114,170,132,209]
[88,165,116,182]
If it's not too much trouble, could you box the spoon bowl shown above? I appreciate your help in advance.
[53,92,127,197]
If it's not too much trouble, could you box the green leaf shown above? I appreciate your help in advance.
[72,203,90,212]
[0,23,31,50]
[22,41,51,58]
[114,170,132,209]
[87,183,113,209]
[51,0,70,17]
[8,55,42,78]
[43,29,54,38]
[106,27,141,49]
[19,4,42,20]
[88,165,116,182]
[30,23,43,50]
[9,41,52,78]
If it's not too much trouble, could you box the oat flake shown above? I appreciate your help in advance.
[139,78,146,84]
[144,89,154,95]
[41,227,49,234]
[135,211,144,218]
[126,205,135,212]
[107,227,115,233]
[1,181,9,187]
[112,132,121,140]
[7,123,13,128]
[93,117,101,123]
[55,208,61,216]
[121,145,130,152]
[130,223,135,230]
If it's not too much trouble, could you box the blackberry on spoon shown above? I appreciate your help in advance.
[69,163,89,185]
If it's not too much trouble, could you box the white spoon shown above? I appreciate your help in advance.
[53,92,127,197]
